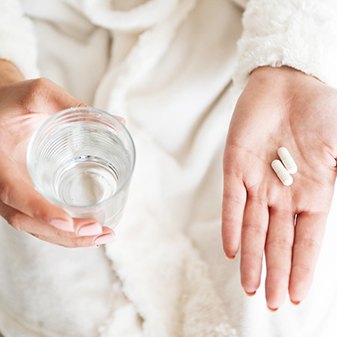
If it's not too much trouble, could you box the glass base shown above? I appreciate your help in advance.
[55,156,118,207]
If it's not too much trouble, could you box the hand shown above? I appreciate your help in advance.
[0,60,114,247]
[222,66,337,310]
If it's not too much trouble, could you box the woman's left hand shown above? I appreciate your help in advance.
[222,66,337,310]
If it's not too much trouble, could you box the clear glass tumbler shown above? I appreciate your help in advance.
[27,107,136,228]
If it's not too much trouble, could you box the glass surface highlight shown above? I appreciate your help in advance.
[27,107,135,228]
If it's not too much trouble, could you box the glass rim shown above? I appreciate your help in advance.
[26,106,136,210]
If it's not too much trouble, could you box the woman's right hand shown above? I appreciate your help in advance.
[0,60,114,248]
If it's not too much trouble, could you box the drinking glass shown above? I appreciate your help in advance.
[27,107,136,228]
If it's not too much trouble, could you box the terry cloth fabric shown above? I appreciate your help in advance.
[0,1,337,336]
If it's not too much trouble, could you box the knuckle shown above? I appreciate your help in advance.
[21,78,52,110]
[8,213,23,231]
[294,238,320,252]
[30,77,52,91]
[0,182,12,205]
[248,194,268,207]
[30,204,47,222]
[266,238,293,252]
[242,222,267,236]
[267,266,290,278]
[272,206,293,217]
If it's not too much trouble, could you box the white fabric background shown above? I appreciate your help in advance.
[0,0,337,336]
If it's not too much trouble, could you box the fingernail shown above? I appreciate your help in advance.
[245,290,256,297]
[50,218,73,232]
[115,115,126,124]
[291,300,301,305]
[267,306,279,312]
[94,233,115,246]
[225,254,236,260]
[77,222,102,236]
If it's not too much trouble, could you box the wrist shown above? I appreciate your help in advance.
[247,66,326,102]
[249,66,322,87]
[0,59,24,89]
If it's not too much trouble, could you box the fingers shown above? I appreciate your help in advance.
[222,170,247,259]
[265,208,295,310]
[0,201,114,248]
[31,226,114,248]
[0,166,73,231]
[240,194,269,295]
[289,211,327,304]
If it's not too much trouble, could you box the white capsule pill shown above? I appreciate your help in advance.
[277,147,298,174]
[271,159,293,186]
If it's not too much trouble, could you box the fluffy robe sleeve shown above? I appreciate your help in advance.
[0,0,38,78]
[234,0,337,89]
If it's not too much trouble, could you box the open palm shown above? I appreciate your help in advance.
[222,67,337,310]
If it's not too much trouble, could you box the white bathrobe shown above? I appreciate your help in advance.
[1,1,337,336]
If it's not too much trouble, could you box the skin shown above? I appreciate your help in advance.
[222,66,337,310]
[2,60,334,307]
[0,59,114,248]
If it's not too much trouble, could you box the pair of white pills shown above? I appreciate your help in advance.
[271,147,298,186]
